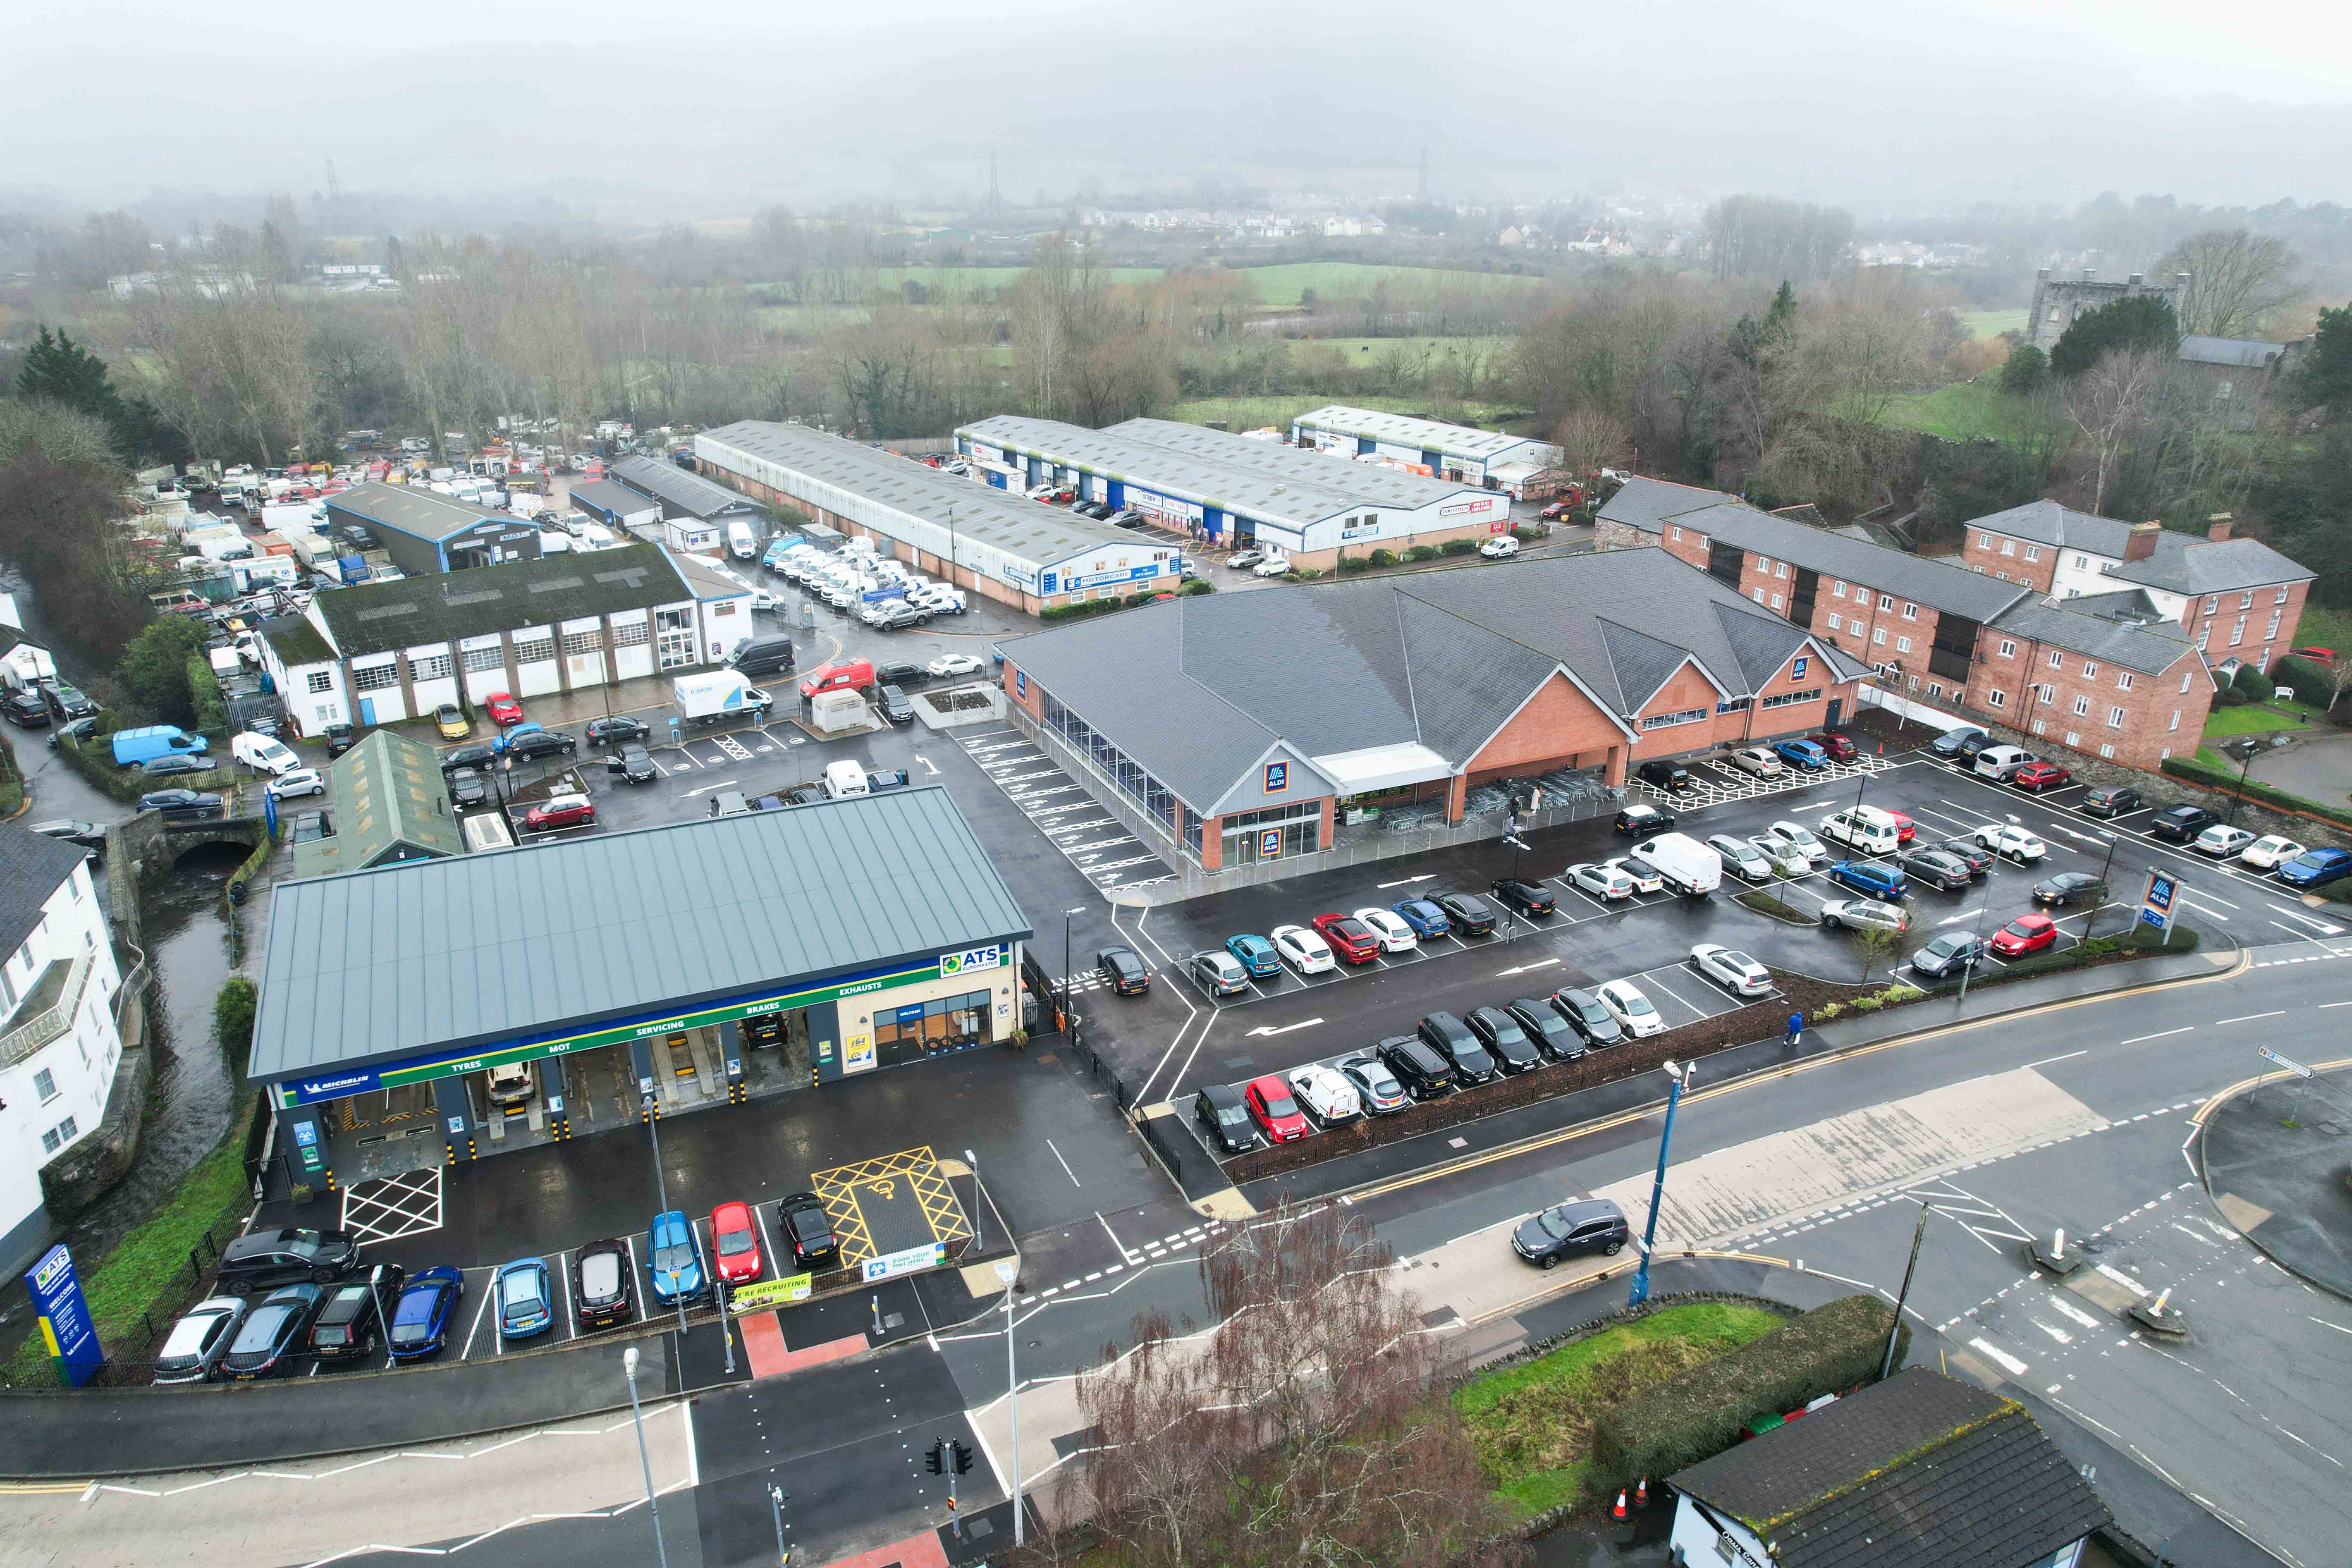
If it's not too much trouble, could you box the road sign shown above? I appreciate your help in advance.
[2136,869,2178,934]
[24,1244,102,1387]
[731,1274,812,1311]
[2259,1047,2313,1079]
[862,1241,945,1283]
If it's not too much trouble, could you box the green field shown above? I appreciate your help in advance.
[1869,376,2009,440]
[1230,262,1549,308]
[2203,696,2329,738]
[1962,308,2028,340]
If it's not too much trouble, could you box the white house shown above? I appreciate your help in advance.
[0,830,128,1275]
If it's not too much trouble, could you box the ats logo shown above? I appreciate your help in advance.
[940,944,1005,977]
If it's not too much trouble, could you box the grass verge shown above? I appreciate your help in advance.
[1868,377,2009,440]
[1455,1301,1781,1517]
[2202,698,2328,739]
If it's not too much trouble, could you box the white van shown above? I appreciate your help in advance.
[726,519,759,560]
[1819,804,1901,856]
[231,731,302,776]
[821,760,870,800]
[1972,745,2034,782]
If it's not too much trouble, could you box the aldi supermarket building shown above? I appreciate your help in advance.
[248,789,1032,1194]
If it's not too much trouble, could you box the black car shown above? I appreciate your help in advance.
[1111,510,1148,529]
[1929,725,1991,760]
[876,684,914,724]
[1464,1006,1542,1074]
[31,820,105,859]
[585,715,652,747]
[3,691,51,728]
[573,1239,635,1329]
[338,526,380,551]
[1549,988,1625,1049]
[446,766,490,807]
[1096,946,1151,995]
[1194,1082,1260,1153]
[2034,871,2107,907]
[1899,848,1975,893]
[140,753,211,777]
[1637,759,1696,792]
[216,1227,361,1295]
[783,783,827,805]
[1936,837,1994,877]
[323,722,358,757]
[48,714,101,750]
[873,602,931,631]
[441,742,496,774]
[1417,1011,1497,1086]
[138,788,226,821]
[2080,785,2143,819]
[1613,801,1676,835]
[2150,804,2220,842]
[1510,1199,1629,1270]
[1507,998,1586,1062]
[39,682,98,721]
[607,744,658,784]
[1430,889,1498,936]
[1377,1034,1455,1100]
[873,660,925,688]
[1489,878,1556,917]
[777,1191,840,1272]
[505,730,577,762]
[865,768,910,792]
[306,1265,404,1363]
[220,1284,325,1379]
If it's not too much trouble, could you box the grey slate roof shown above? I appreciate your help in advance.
[249,786,1032,1081]
[1106,418,1485,511]
[1667,502,2028,623]
[1989,596,2197,675]
[2179,334,2288,368]
[1964,501,2311,594]
[326,481,506,544]
[1594,474,1740,533]
[0,825,86,961]
[609,454,763,519]
[567,479,662,521]
[310,544,687,658]
[1670,1369,2110,1568]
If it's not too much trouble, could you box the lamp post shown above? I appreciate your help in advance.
[1061,904,1084,1035]
[965,1146,983,1251]
[2087,830,2119,940]
[995,1256,1024,1545]
[1956,813,2019,1004]
[2226,738,2261,827]
[1882,1200,1937,1381]
[1628,1060,1695,1307]
[622,1346,671,1568]
[769,1486,792,1566]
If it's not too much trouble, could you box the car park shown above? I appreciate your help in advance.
[1773,738,1828,770]
[607,744,658,784]
[267,768,326,800]
[776,1191,840,1272]
[646,1212,707,1304]
[1194,1083,1260,1153]
[2278,847,2352,888]
[152,1296,249,1384]
[1312,912,1382,964]
[1762,821,1831,867]
[441,742,495,774]
[1690,945,1772,997]
[1819,897,1908,935]
[928,652,985,678]
[1898,847,1974,893]
[1809,731,1859,763]
[2239,835,2306,870]
[2149,804,2220,842]
[435,704,471,740]
[522,793,595,832]
[1726,746,1783,778]
[2033,871,2106,907]
[1351,906,1418,952]
[1464,1005,1542,1074]
[1935,837,1993,877]
[1505,998,1585,1061]
[1709,834,1775,884]
[446,767,490,807]
[1225,933,1281,977]
[1489,877,1556,916]
[1430,889,1498,935]
[1479,535,1520,559]
[1391,899,1450,937]
[309,1266,404,1363]
[1550,988,1625,1048]
[1991,913,2059,957]
[1288,1064,1363,1124]
[1338,1052,1412,1114]
[1096,946,1152,995]
[217,1227,360,1294]
[496,1258,554,1341]
[585,715,651,747]
[1252,555,1293,578]
[1190,949,1252,996]
[2194,824,2256,858]
[387,1267,465,1360]
[1966,823,2046,862]
[1637,759,1696,793]
[1564,862,1635,900]
[1594,980,1664,1038]
[1910,933,1988,978]
[1929,725,1991,760]
[484,692,525,726]
[711,1200,763,1288]
[1749,836,1810,877]
[1511,1199,1629,1270]
[220,1285,325,1380]
[140,754,211,777]
[570,1243,634,1330]
[1614,801,1676,835]
[876,684,915,724]
[1271,924,1335,974]
[2079,785,2142,818]
[1418,1011,1498,1084]
[505,729,578,762]
[1244,1075,1311,1142]
[2011,760,2072,792]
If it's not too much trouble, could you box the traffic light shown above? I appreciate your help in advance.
[925,1439,946,1474]
[951,1439,974,1475]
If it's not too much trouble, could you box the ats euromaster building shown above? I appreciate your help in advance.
[249,790,1031,1190]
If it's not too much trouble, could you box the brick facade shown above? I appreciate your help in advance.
[1462,671,1631,790]
[1957,529,2059,592]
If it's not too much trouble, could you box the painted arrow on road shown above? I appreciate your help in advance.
[1376,874,1436,889]
[915,755,940,775]
[1246,1018,1323,1038]
[1495,957,1562,977]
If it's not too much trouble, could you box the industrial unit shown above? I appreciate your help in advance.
[956,415,1513,570]
[250,790,1033,1192]
[695,420,1180,611]
[1287,404,1564,493]
[608,453,767,525]
[325,482,545,576]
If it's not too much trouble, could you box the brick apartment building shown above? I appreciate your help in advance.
[1594,478,2244,771]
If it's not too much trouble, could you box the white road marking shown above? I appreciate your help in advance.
[2096,1263,2152,1298]
[1244,1018,1323,1037]
[1970,1336,2030,1375]
[2215,1011,2285,1025]
[682,778,741,797]
[1047,1139,1082,1188]
[2120,1027,2194,1045]
[2048,1296,2101,1329]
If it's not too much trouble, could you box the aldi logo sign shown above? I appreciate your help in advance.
[940,944,1005,978]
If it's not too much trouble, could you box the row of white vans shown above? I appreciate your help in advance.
[767,539,967,616]
[1614,803,1920,901]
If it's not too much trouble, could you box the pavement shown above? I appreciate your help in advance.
[2244,726,2352,805]
[2196,1062,2352,1300]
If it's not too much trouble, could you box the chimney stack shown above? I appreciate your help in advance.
[2206,513,2234,542]
[2125,521,2162,563]
[2083,268,2097,282]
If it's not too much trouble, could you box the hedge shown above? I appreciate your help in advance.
[186,655,230,737]
[55,731,238,804]
[1440,539,1479,556]
[1588,1294,1906,1488]
[2160,753,2352,830]
[1406,545,1440,562]
[1369,549,1399,567]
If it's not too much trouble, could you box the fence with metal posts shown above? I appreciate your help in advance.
[1137,1116,1188,1183]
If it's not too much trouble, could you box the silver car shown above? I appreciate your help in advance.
[151,1295,250,1384]
[1764,821,1831,867]
[1819,897,1909,935]
[1690,944,1773,997]
[1708,833,1774,884]
[1190,949,1251,996]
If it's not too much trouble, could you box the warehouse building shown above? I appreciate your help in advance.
[566,479,664,539]
[696,421,1180,612]
[609,454,767,526]
[250,789,1032,1188]
[326,481,544,576]
[996,549,1866,875]
[1287,404,1564,493]
[956,415,1512,570]
[288,732,463,879]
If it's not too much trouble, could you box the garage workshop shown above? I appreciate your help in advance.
[248,789,1032,1194]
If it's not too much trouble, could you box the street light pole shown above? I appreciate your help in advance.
[1061,904,1084,1035]
[1882,1200,1936,1381]
[965,1147,983,1251]
[1628,1061,1694,1307]
[1956,813,2018,1005]
[769,1486,791,1566]
[2088,831,2119,941]
[2228,739,2260,827]
[622,1346,671,1568]
[643,1094,688,1338]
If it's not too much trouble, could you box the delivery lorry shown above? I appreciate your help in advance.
[112,725,211,768]
[673,671,771,727]
[1629,831,1722,897]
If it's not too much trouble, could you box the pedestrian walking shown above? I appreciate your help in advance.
[1786,1010,1804,1049]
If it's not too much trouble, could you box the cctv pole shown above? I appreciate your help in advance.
[1628,1062,1692,1307]
[622,1347,671,1568]
[1882,1201,1936,1381]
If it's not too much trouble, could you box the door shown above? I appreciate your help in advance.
[358,696,376,726]
[1825,698,1843,727]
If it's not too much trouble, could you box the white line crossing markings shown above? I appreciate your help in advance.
[710,732,751,761]
[1971,1337,2032,1375]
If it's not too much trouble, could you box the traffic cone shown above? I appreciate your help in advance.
[1613,1488,1629,1520]
[1635,1477,1651,1509]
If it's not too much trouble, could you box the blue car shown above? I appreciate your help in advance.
[1224,933,1281,978]
[1391,898,1451,937]
[647,1211,707,1305]
[1773,738,1829,770]
[2278,847,2352,888]
[387,1266,464,1362]
[497,1258,553,1341]
[1829,859,1909,900]
[491,721,545,754]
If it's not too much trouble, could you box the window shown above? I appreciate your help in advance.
[2229,618,2245,647]
[1998,640,2017,658]
[2275,585,2290,605]
[1928,683,1944,697]
[2266,611,2281,639]
[2046,651,2064,669]
[2180,669,2194,693]
[1770,594,1783,610]
[305,671,333,694]
[1833,581,1847,597]
[1878,594,1894,611]
[510,632,555,665]
[610,619,650,648]
[1715,697,1752,715]
[462,643,504,673]
[33,1068,57,1103]
[2107,705,2126,728]
[2032,719,2046,735]
[1826,613,1842,631]
[2117,671,2134,691]
[2073,554,2089,570]
[2197,628,2211,651]
[2169,710,2181,731]
[40,1117,78,1155]
[2072,695,2089,716]
[407,651,452,682]
[2161,745,2171,760]
[1896,637,1912,654]
[1872,628,1887,645]
[2000,539,2015,556]
[2203,596,2217,614]
[2241,590,2255,610]
[1987,688,2007,707]
[1669,526,1681,541]
[350,660,398,693]
[560,628,602,658]
[2024,546,2040,563]
[2100,743,2116,759]
[1752,588,1765,604]
[1640,707,1709,730]
[2065,730,2081,747]
[1759,687,1822,710]
[1776,561,1788,578]
[1997,572,2010,582]
[1901,602,1917,620]
[2081,661,2097,678]
[1978,533,1994,549]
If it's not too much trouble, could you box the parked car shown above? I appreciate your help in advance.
[387,1267,465,1360]
[1252,555,1293,579]
[1967,822,2048,862]
[1690,944,1772,997]
[1726,746,1783,778]
[873,659,926,687]
[322,723,359,756]
[267,767,326,800]
[1929,725,1991,760]
[2149,804,2220,842]
[1190,949,1252,996]
[1465,1005,1543,1074]
[1271,924,1335,974]
[1608,856,1665,895]
[1512,1199,1629,1270]
[1096,946,1151,995]
[2278,847,2352,888]
[1311,913,1381,964]
[1886,810,1917,843]
[522,793,595,831]
[1225,933,1282,977]
[1991,913,2060,958]
[1288,1064,1363,1124]
[1489,877,1556,916]
[505,729,578,763]
[2033,871,2106,907]
[1595,979,1665,1038]
[1390,898,1450,938]
[1506,998,1585,1062]
[1910,932,1988,979]
[1377,1034,1457,1099]
[586,715,651,747]
[646,1211,707,1304]
[1418,1011,1498,1085]
[220,1284,325,1379]
[928,652,985,678]
[1972,745,2036,782]
[2079,785,2143,818]
[1244,1075,1312,1142]
[608,744,658,784]
[1614,801,1676,835]
[1936,837,1994,877]
[1637,759,1696,793]
[1227,549,1266,570]
[1773,738,1829,770]
[1819,897,1909,935]
[1749,836,1810,877]
[309,1265,404,1363]
[1479,535,1521,559]
[47,714,101,750]
[1898,848,1975,893]
[1430,889,1498,935]
[139,754,211,777]
[30,820,106,859]
[777,1191,840,1272]
[1809,731,1859,763]
[445,767,490,808]
[1564,862,1635,900]
[496,1258,554,1340]
[2239,835,2306,870]
[152,1296,250,1384]
[1338,1052,1412,1114]
[1710,834,1775,884]
[217,1227,360,1295]
[1,691,50,728]
[876,684,915,724]
[484,692,525,726]
[2194,824,2257,859]
[1194,1082,1260,1153]
[2011,760,2072,792]
[711,1200,763,1287]
[435,703,471,740]
[1550,987,1625,1049]
[567,1243,633,1331]
[1351,906,1418,952]
[440,742,495,774]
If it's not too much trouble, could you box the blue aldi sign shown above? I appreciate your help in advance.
[2138,870,2178,933]
[24,1243,103,1387]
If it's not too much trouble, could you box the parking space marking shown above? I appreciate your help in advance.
[626,1233,648,1323]
[558,1251,576,1340]
[460,1270,498,1359]
[1643,971,1721,1022]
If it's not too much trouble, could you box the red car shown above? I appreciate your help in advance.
[1311,913,1381,965]
[1990,913,2058,958]
[2011,760,2072,792]
[1244,1076,1311,1142]
[522,793,595,831]
[710,1200,763,1286]
[1808,731,1858,763]
[1886,810,1917,843]
[484,692,525,726]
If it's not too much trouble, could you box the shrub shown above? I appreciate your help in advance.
[118,616,209,726]
[1851,996,1882,1012]
[1369,548,1399,568]
[214,977,258,1062]
[1336,555,1372,574]
[1999,343,2048,395]
[2271,655,2331,704]
[2213,689,2245,707]
[1440,539,1479,557]
[1292,567,1324,580]
[1588,1295,1906,1489]
[2231,662,2276,703]
[1179,579,1214,596]
[1406,545,1440,562]
[1816,1001,1843,1019]
[186,656,230,738]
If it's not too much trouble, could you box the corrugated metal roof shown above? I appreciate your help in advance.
[568,479,662,520]
[309,544,688,657]
[2179,334,2287,368]
[249,787,1032,1081]
[610,454,763,519]
[328,481,507,543]
[1106,418,1487,511]
[1289,404,1547,461]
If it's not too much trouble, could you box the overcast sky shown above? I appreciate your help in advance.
[8,0,2352,223]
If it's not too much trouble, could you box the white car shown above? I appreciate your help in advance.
[1287,1065,1362,1125]
[1607,857,1664,895]
[267,768,326,799]
[1726,746,1783,778]
[1749,836,1811,877]
[1270,924,1335,974]
[1479,536,1520,559]
[1967,823,2047,863]
[928,652,985,679]
[1764,821,1831,867]
[1252,555,1293,578]
[749,588,781,612]
[1564,862,1635,900]
[1690,944,1773,997]
[1351,907,1418,953]
[2240,834,2306,870]
[1595,979,1666,1038]
[2194,824,2257,859]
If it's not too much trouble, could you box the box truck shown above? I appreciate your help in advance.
[673,671,771,726]
[1629,831,1722,897]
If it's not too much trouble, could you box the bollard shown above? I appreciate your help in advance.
[2149,1287,2171,1318]
[2052,1228,2065,1260]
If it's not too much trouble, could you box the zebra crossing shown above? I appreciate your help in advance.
[959,726,1176,891]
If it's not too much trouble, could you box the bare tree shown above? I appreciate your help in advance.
[1552,406,1633,477]
[2062,349,2167,514]
[2159,230,2302,340]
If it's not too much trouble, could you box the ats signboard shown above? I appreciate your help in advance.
[24,1243,102,1387]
